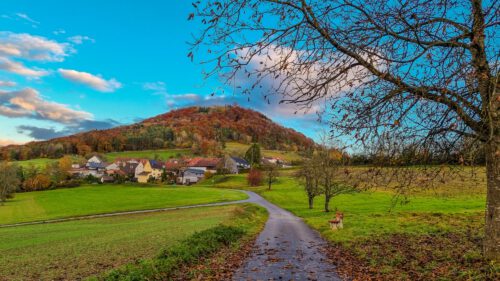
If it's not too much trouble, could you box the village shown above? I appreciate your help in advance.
[68,154,288,185]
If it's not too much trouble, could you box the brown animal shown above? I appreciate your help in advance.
[329,212,344,230]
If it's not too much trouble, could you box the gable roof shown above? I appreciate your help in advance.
[149,160,164,169]
[231,156,250,166]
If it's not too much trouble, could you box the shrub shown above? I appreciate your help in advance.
[247,168,263,186]
[100,225,245,280]
[204,171,214,180]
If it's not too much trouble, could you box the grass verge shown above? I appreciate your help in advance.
[93,204,267,280]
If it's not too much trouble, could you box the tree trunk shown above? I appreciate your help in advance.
[268,179,271,190]
[308,196,314,209]
[324,196,331,212]
[484,125,500,261]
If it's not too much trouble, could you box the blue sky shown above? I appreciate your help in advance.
[0,0,326,146]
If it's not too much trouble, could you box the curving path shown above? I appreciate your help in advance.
[235,191,341,281]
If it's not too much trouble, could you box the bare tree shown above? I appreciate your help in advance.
[297,156,322,209]
[263,163,279,190]
[191,0,500,260]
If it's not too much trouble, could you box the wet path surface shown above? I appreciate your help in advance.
[235,191,341,281]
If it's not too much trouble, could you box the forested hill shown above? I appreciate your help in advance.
[1,105,315,160]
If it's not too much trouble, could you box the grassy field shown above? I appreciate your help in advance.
[0,184,247,225]
[9,158,57,168]
[201,170,497,279]
[104,149,191,161]
[0,204,265,281]
[224,142,303,162]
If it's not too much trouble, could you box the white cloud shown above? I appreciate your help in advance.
[0,31,73,62]
[0,88,93,123]
[58,69,122,92]
[0,57,48,77]
[67,35,95,44]
[0,80,16,87]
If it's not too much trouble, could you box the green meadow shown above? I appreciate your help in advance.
[224,142,303,162]
[203,173,486,242]
[104,149,191,161]
[0,184,247,225]
[0,204,265,280]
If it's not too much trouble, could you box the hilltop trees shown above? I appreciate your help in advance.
[0,162,20,204]
[192,0,500,261]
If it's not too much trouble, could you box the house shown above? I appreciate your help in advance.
[224,156,250,174]
[121,162,139,179]
[186,157,222,173]
[86,161,107,177]
[86,155,104,167]
[134,159,148,179]
[106,163,119,171]
[136,160,164,183]
[178,168,205,185]
[149,160,164,179]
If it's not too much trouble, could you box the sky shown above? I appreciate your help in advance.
[0,0,327,146]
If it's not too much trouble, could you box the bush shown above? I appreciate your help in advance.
[247,168,263,186]
[100,225,245,280]
[204,171,214,179]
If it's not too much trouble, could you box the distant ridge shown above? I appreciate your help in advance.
[1,105,315,160]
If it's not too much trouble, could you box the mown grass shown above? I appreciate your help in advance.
[0,204,264,281]
[104,149,191,161]
[94,204,267,281]
[0,184,247,225]
[224,142,303,162]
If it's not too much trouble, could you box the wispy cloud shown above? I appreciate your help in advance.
[143,81,166,94]
[0,31,73,62]
[0,80,16,87]
[15,13,40,27]
[58,69,122,92]
[67,35,95,44]
[0,57,48,77]
[53,28,66,35]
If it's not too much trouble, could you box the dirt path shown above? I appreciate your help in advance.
[235,191,341,281]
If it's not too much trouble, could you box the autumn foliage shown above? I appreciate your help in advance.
[247,168,263,187]
[1,105,314,161]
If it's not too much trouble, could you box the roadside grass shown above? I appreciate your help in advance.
[0,204,264,281]
[201,170,497,279]
[224,142,303,162]
[94,204,267,281]
[0,184,247,225]
[104,149,191,161]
